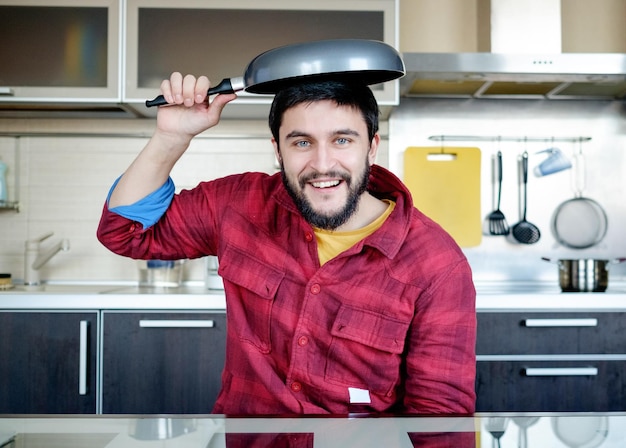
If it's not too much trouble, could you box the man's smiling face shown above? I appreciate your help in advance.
[273,100,379,230]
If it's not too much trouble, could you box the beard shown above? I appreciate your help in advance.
[280,158,371,231]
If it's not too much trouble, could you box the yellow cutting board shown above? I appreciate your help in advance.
[404,146,482,247]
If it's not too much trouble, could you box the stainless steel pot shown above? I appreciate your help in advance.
[542,257,626,292]
[146,39,405,107]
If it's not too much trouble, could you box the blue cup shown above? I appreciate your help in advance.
[534,148,572,176]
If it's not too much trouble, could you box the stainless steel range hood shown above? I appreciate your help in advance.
[401,52,626,99]
[400,0,626,100]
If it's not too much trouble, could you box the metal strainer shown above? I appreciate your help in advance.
[551,147,607,249]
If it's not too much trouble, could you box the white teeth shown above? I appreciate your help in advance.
[312,180,340,189]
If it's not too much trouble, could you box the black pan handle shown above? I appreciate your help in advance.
[145,77,244,108]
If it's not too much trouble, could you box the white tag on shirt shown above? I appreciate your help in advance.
[348,387,371,404]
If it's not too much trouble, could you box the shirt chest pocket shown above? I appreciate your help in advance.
[325,304,411,396]
[219,249,285,353]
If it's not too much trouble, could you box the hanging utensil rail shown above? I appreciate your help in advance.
[428,135,591,143]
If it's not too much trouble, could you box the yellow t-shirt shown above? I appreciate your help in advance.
[314,200,396,265]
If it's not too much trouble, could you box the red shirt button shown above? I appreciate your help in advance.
[290,381,302,392]
[297,336,309,347]
[310,284,321,295]
[304,232,313,242]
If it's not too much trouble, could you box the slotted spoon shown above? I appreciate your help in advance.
[511,151,541,244]
[485,151,510,236]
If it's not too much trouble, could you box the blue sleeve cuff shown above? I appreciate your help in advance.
[107,176,175,229]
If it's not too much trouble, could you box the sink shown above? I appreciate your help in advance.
[0,283,215,295]
[99,285,214,295]
[0,284,127,294]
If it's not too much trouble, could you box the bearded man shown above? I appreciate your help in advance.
[97,72,476,415]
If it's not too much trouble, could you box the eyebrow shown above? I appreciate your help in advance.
[285,130,311,140]
[284,128,361,140]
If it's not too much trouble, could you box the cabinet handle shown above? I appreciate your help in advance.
[139,320,215,328]
[79,320,88,395]
[523,367,598,376]
[523,318,598,327]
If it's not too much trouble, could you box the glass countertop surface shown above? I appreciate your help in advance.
[0,413,624,447]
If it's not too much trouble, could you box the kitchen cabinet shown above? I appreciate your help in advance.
[475,311,626,412]
[399,0,626,53]
[0,311,98,414]
[123,0,399,117]
[0,0,120,104]
[0,0,398,118]
[101,311,226,414]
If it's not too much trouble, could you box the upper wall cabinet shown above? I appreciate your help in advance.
[124,0,399,119]
[0,0,397,119]
[0,0,120,107]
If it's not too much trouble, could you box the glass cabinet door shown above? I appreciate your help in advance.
[124,0,398,114]
[0,0,120,101]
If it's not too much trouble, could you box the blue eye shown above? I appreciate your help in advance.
[295,140,310,148]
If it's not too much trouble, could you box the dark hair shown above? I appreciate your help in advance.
[268,80,379,143]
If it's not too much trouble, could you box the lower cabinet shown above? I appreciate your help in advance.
[0,311,98,414]
[101,311,226,414]
[476,360,626,411]
[476,311,626,412]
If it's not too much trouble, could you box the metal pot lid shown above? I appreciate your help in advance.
[243,39,406,94]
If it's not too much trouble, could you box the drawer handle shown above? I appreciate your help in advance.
[78,320,88,395]
[139,320,215,328]
[523,367,598,376]
[523,318,598,327]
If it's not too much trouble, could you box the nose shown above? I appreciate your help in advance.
[309,144,336,172]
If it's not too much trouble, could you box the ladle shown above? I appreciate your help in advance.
[511,151,541,244]
[512,416,540,448]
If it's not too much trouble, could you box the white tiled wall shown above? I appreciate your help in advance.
[389,98,626,283]
[0,119,389,285]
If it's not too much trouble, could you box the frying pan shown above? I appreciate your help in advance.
[146,39,405,107]
[551,149,608,249]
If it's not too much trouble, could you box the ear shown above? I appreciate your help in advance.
[368,134,381,165]
[272,137,281,164]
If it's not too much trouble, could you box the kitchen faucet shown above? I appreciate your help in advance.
[24,232,70,285]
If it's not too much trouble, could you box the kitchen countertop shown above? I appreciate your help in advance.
[0,284,227,310]
[0,413,624,448]
[1,281,625,311]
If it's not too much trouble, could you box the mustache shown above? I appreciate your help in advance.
[298,171,351,188]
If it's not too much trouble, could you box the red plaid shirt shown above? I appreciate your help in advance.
[97,164,476,415]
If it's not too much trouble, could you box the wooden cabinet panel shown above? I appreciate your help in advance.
[476,309,626,412]
[477,312,626,355]
[0,311,98,414]
[400,0,626,53]
[476,360,626,412]
[101,311,226,414]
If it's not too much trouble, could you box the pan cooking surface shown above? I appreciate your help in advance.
[244,39,405,94]
[145,39,405,107]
